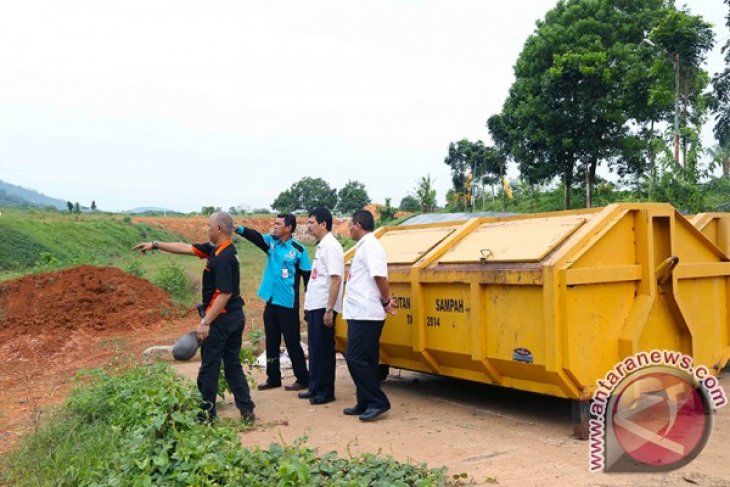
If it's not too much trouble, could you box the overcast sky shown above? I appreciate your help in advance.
[0,1,727,212]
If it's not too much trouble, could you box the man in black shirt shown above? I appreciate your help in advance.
[133,211,255,424]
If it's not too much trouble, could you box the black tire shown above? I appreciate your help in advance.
[377,364,390,381]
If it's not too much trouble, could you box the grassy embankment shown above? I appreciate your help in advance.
[0,209,278,314]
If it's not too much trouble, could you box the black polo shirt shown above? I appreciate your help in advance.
[192,239,244,313]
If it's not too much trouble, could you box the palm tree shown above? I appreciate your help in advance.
[707,145,730,178]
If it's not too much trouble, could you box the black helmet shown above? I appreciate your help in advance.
[173,331,201,361]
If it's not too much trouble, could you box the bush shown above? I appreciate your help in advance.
[1,364,467,486]
[400,195,421,212]
[653,172,708,213]
[152,259,190,301]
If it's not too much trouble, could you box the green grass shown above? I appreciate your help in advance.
[0,364,468,486]
[0,209,181,278]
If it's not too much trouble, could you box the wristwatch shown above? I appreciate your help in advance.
[325,308,333,313]
[152,241,159,250]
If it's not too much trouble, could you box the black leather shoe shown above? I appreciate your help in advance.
[257,382,281,391]
[309,396,335,405]
[298,391,313,399]
[284,381,307,391]
[359,406,391,422]
[343,405,366,416]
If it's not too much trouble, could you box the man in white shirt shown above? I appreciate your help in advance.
[342,209,396,421]
[301,207,344,405]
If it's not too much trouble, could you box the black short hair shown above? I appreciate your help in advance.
[351,209,374,232]
[309,207,333,231]
[277,213,297,232]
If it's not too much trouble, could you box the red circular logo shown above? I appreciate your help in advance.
[608,367,712,470]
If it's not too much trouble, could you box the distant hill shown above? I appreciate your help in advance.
[0,180,68,210]
[124,207,181,215]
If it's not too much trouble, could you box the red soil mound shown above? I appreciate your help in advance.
[0,265,173,344]
[0,265,192,452]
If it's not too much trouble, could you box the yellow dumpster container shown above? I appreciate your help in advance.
[335,203,730,436]
[690,212,730,257]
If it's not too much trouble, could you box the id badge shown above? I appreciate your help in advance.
[281,268,289,279]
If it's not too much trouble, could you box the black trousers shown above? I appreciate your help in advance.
[305,308,337,400]
[263,303,308,386]
[346,319,390,410]
[198,310,255,418]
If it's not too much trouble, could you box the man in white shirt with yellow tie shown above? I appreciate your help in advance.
[342,209,396,421]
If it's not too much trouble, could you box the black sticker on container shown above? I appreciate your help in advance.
[513,347,533,364]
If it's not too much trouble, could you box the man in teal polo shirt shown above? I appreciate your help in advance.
[236,214,312,391]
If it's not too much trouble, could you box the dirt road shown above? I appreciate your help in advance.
[175,358,730,486]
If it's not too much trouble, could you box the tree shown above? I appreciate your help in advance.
[486,114,511,156]
[444,139,505,208]
[73,202,81,214]
[618,8,714,194]
[91,200,97,211]
[485,114,512,193]
[444,139,479,192]
[498,0,713,209]
[336,180,370,214]
[66,201,73,213]
[413,174,437,213]
[711,0,730,149]
[647,9,715,174]
[271,189,297,214]
[399,195,420,212]
[294,177,337,212]
[271,177,337,213]
[708,145,730,178]
[502,0,639,208]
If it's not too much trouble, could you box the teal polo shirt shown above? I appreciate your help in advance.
[237,226,311,309]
